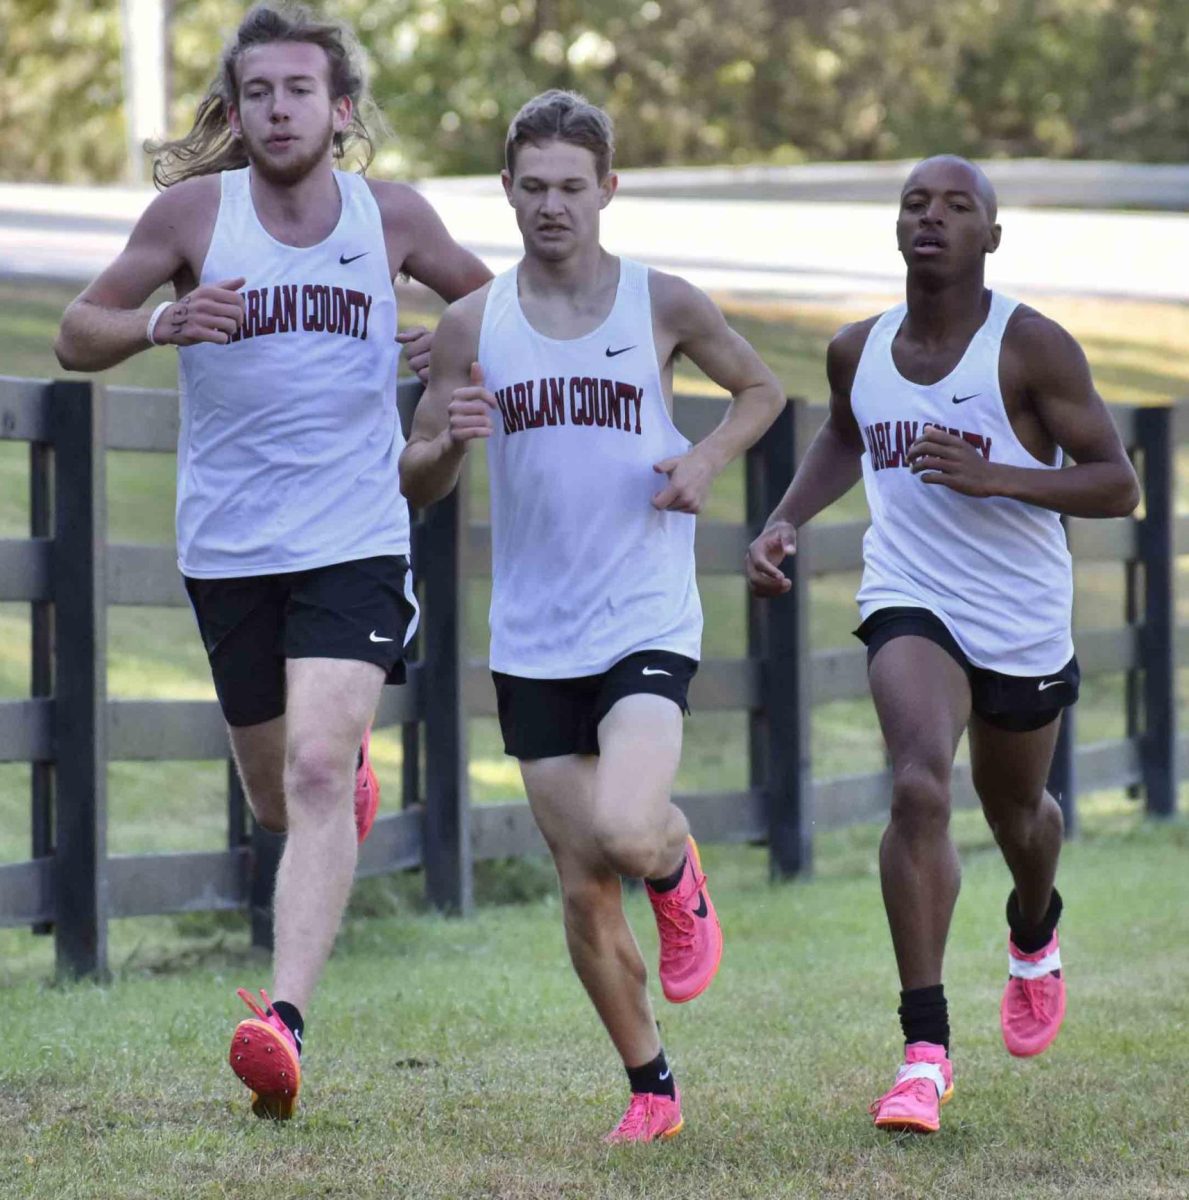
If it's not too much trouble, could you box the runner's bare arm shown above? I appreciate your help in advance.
[371,182,491,381]
[54,180,244,371]
[397,290,493,508]
[649,273,785,513]
[746,320,870,596]
[907,313,1139,517]
[372,181,491,302]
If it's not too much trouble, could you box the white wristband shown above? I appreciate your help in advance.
[146,300,173,346]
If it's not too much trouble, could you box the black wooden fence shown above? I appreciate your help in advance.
[0,375,1184,977]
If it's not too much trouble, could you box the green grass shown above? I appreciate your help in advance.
[0,806,1186,1199]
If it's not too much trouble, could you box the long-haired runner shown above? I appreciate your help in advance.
[55,2,491,1119]
[400,90,785,1143]
[747,156,1139,1134]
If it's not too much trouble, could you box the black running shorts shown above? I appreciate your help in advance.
[492,650,698,760]
[184,555,418,727]
[854,606,1079,733]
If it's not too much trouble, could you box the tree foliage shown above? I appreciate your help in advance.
[2,0,1186,184]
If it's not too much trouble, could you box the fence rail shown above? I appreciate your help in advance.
[0,374,1183,977]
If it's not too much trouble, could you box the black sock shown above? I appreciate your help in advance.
[898,985,949,1052]
[626,1049,676,1099]
[1007,887,1063,955]
[270,1000,304,1057]
[645,855,686,893]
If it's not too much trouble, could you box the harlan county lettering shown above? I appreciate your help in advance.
[864,419,992,472]
[228,283,373,343]
[495,376,645,436]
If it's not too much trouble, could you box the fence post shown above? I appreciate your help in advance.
[1135,406,1176,818]
[50,379,108,979]
[1045,512,1077,837]
[748,399,812,879]
[227,759,246,850]
[1046,707,1077,838]
[249,822,284,951]
[30,438,54,935]
[419,473,472,914]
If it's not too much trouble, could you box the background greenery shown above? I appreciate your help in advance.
[2,0,1187,184]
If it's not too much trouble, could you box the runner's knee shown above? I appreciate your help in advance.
[593,818,670,879]
[890,763,952,832]
[283,741,352,817]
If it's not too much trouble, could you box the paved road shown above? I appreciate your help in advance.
[2,177,1187,303]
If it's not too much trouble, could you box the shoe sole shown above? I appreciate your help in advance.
[875,1115,940,1134]
[662,836,724,1005]
[606,1117,685,1144]
[229,1018,301,1120]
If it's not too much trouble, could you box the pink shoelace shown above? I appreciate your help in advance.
[1012,975,1056,1023]
[610,1092,663,1140]
[869,1075,937,1116]
[653,872,707,960]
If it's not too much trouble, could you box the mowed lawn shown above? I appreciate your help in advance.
[0,280,1186,1197]
[0,813,1185,1199]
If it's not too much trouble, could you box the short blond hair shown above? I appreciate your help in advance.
[505,90,614,180]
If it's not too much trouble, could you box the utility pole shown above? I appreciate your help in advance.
[120,0,169,182]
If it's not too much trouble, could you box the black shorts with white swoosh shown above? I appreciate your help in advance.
[855,606,1079,733]
[493,650,698,759]
[184,555,418,727]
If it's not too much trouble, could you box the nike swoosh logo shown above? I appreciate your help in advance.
[658,1068,671,1081]
[642,667,672,676]
[369,631,394,643]
[692,893,708,919]
[951,393,979,404]
[339,251,369,265]
[605,345,635,358]
[1037,679,1064,692]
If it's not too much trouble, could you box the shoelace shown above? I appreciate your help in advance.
[654,873,708,958]
[1018,976,1054,1023]
[868,1075,938,1116]
[611,1093,659,1139]
[237,986,274,1021]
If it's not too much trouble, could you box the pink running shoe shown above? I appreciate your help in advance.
[228,988,302,1120]
[354,725,380,844]
[870,1042,954,1134]
[646,836,723,1004]
[1001,930,1066,1057]
[603,1088,684,1144]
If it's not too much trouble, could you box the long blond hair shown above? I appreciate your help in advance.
[150,3,375,189]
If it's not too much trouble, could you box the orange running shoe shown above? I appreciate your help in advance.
[1001,930,1066,1057]
[603,1088,684,1144]
[870,1041,954,1134]
[646,835,723,1003]
[354,725,380,844]
[228,988,302,1120]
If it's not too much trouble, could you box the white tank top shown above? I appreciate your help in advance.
[853,291,1074,675]
[176,167,409,577]
[479,258,702,677]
